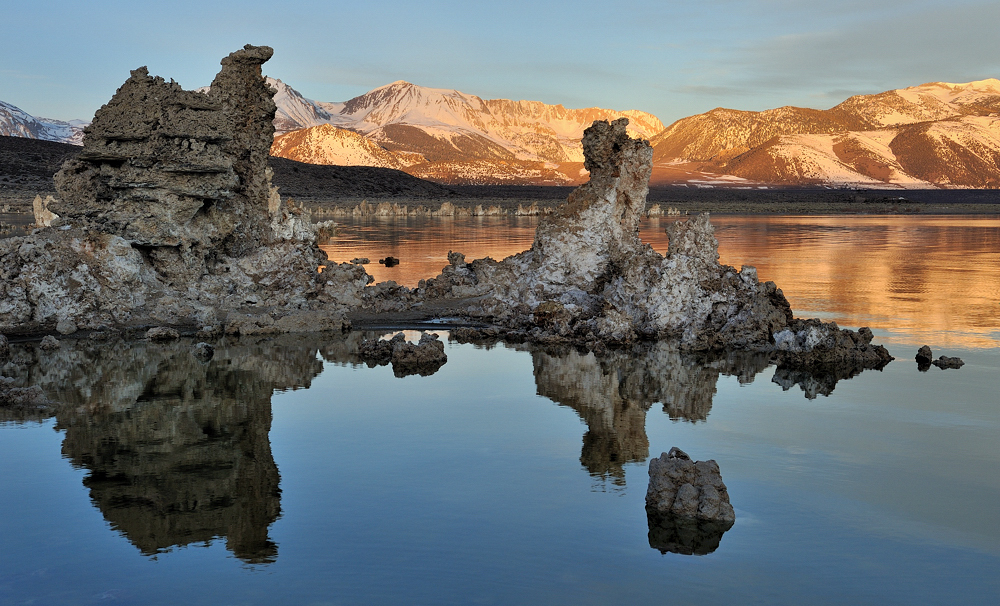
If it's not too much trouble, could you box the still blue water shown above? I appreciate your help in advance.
[2,215,998,605]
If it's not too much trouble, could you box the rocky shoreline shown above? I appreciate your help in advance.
[1,46,893,385]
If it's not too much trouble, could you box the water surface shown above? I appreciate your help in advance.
[2,214,999,605]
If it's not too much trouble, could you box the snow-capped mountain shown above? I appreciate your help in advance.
[651,79,1000,188]
[270,124,409,170]
[0,100,87,145]
[267,80,664,184]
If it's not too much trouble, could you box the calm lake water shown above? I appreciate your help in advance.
[2,214,999,605]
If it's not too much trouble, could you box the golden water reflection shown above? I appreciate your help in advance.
[323,215,1000,349]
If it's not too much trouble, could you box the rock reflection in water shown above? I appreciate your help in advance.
[646,510,733,556]
[1,334,332,564]
[528,343,771,485]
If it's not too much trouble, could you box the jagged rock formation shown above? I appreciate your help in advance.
[916,345,934,370]
[413,119,890,373]
[358,331,447,377]
[645,447,735,555]
[0,46,371,335]
[646,447,734,523]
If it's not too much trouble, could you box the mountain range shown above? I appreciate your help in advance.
[0,100,86,145]
[5,77,1000,188]
[650,79,1000,188]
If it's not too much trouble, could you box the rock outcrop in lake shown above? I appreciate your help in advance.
[409,119,891,369]
[0,45,370,336]
[358,331,448,377]
[645,447,735,555]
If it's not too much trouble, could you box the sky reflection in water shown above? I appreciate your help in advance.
[1,215,999,604]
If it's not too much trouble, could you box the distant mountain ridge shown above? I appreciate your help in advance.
[651,79,1000,188]
[6,76,1000,187]
[0,100,87,145]
[266,78,664,184]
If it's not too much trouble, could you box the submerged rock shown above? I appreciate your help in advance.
[646,447,735,524]
[39,335,60,351]
[0,45,369,336]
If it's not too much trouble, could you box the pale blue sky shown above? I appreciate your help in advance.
[3,0,998,125]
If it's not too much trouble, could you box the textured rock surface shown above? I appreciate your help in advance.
[916,345,934,370]
[932,355,965,369]
[0,46,371,335]
[358,331,448,377]
[410,119,890,373]
[646,447,735,524]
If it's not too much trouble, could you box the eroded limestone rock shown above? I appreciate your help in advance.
[358,331,448,377]
[646,447,735,524]
[410,119,889,374]
[31,195,58,228]
[0,46,370,336]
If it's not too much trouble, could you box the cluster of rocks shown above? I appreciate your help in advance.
[0,45,369,337]
[358,331,447,377]
[915,345,964,370]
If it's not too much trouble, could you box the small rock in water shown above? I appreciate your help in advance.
[55,318,78,335]
[146,327,180,342]
[932,355,964,369]
[358,331,447,377]
[379,256,400,267]
[350,257,370,265]
[646,447,735,524]
[645,447,735,555]
[39,335,60,351]
[915,345,933,369]
[192,342,215,362]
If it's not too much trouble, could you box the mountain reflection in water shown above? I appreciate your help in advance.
[1,331,882,564]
